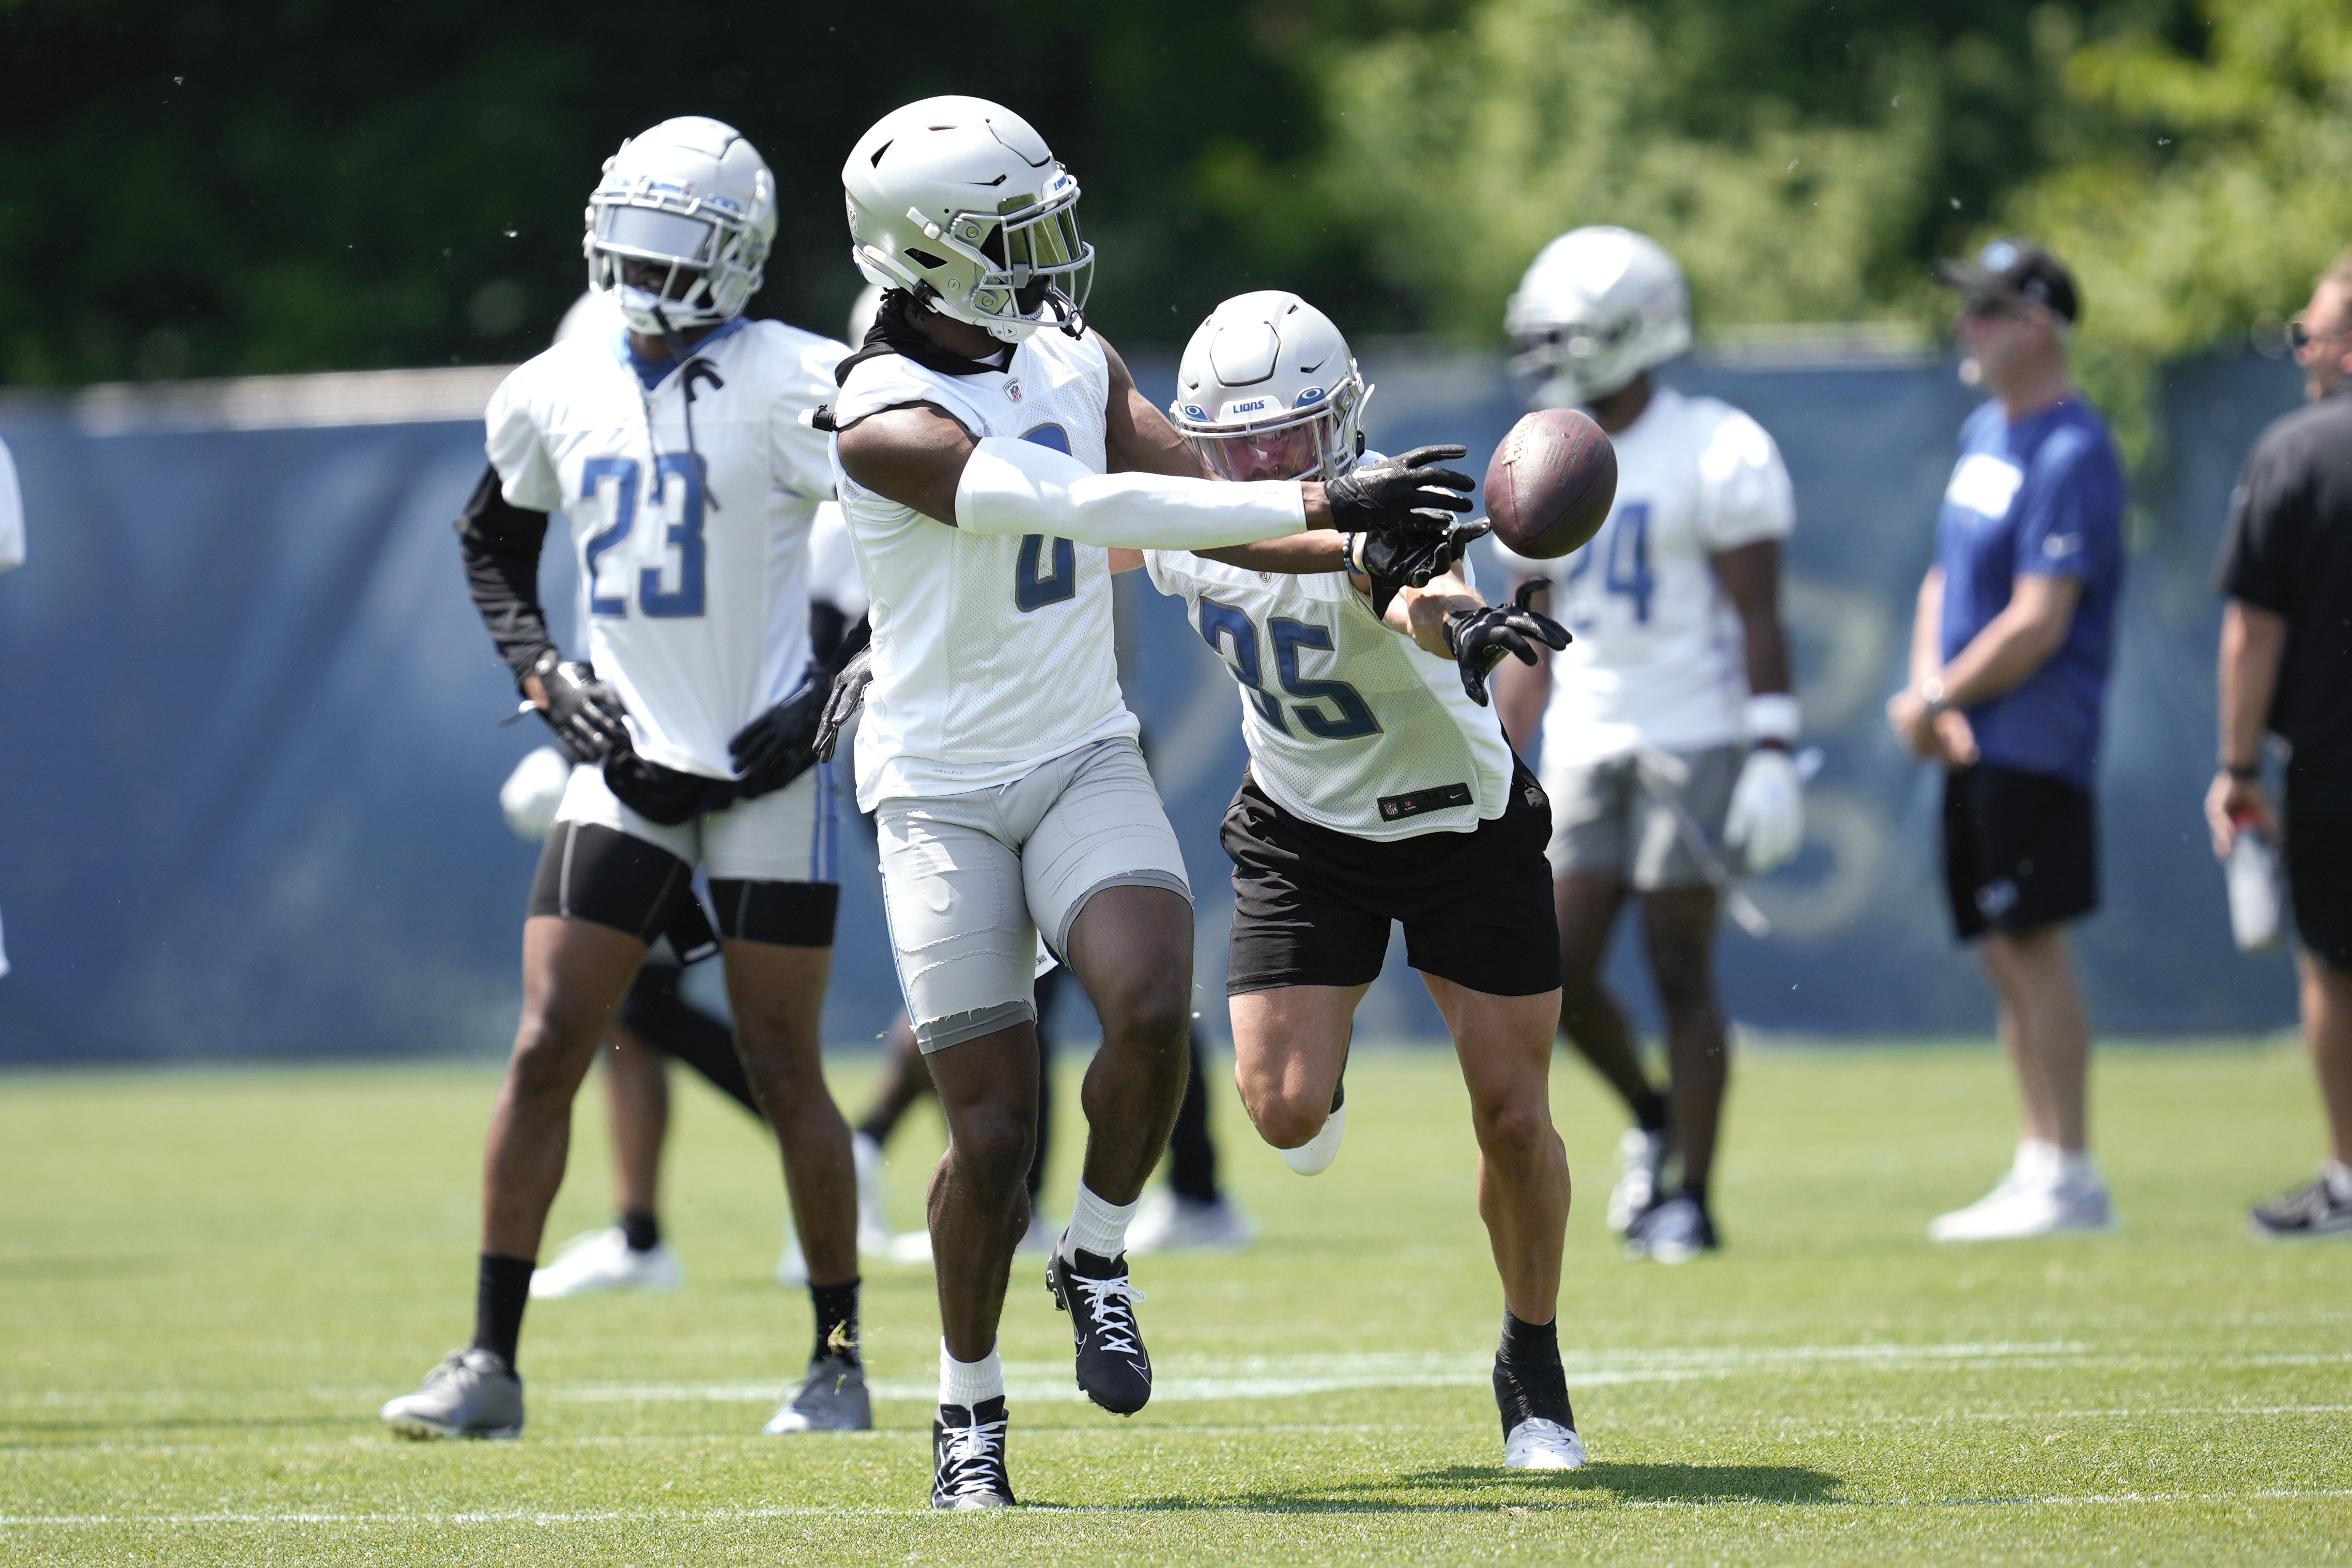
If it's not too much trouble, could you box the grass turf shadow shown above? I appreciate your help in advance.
[1106,1462,1847,1513]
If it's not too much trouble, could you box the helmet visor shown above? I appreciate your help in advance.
[1189,421,1326,483]
[596,204,719,265]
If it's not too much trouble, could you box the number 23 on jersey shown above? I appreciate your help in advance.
[581,455,707,619]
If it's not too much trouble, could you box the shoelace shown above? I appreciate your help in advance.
[940,1417,1008,1500]
[1072,1272,1148,1357]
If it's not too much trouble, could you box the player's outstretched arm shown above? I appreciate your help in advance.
[1097,331,1209,481]
[1394,577,1573,706]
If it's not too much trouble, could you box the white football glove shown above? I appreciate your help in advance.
[1724,746,1804,874]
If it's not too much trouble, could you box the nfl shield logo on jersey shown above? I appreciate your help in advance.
[1005,379,1024,404]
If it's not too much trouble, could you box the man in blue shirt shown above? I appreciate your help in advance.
[1887,239,2127,1241]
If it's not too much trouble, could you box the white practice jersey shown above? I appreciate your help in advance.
[1502,386,1792,764]
[805,500,869,621]
[830,327,1136,810]
[486,317,845,779]
[1145,550,1515,840]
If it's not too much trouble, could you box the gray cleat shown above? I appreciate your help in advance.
[380,1348,524,1440]
[763,1352,873,1433]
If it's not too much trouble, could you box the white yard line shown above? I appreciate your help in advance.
[8,1490,2352,1527]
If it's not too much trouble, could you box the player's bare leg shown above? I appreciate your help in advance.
[1552,872,1657,1113]
[1640,887,1727,1195]
[721,940,857,1285]
[1230,983,1369,1167]
[481,917,649,1258]
[1064,885,1197,1205]
[603,1022,668,1219]
[924,1023,1042,1357]
[1426,976,1569,1321]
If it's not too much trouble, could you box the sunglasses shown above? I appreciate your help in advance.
[2287,314,2350,351]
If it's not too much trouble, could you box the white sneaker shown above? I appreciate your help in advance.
[1126,1190,1255,1254]
[1503,1417,1587,1470]
[852,1133,893,1255]
[1280,1103,1346,1176]
[776,1233,809,1285]
[1929,1171,2116,1241]
[529,1228,683,1299]
[1607,1127,1672,1235]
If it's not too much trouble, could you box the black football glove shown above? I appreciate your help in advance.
[727,662,829,798]
[529,650,629,764]
[1441,579,1572,706]
[1325,444,1477,548]
[813,644,874,764]
[1359,516,1493,590]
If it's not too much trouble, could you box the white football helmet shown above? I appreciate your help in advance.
[1504,226,1691,407]
[841,96,1093,343]
[1170,291,1370,483]
[585,116,776,338]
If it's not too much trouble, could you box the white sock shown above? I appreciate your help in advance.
[2324,1160,2352,1203]
[2054,1148,2098,1187]
[1067,1182,1139,1259]
[2015,1138,2060,1180]
[939,1340,1003,1409]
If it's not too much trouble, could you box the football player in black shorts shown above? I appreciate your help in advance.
[1119,290,1587,1470]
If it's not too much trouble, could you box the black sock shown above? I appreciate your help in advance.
[1632,1088,1670,1134]
[1498,1310,1560,1367]
[810,1278,861,1366]
[619,1210,660,1252]
[1679,1181,1709,1213]
[1494,1311,1573,1435]
[472,1253,534,1371]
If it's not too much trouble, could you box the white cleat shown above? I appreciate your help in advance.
[1504,1417,1587,1470]
[1606,1127,1672,1235]
[1126,1191,1256,1254]
[529,1228,683,1299]
[852,1132,894,1255]
[1929,1173,2116,1241]
[1280,1103,1346,1176]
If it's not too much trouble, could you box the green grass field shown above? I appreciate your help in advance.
[4,1039,2349,1565]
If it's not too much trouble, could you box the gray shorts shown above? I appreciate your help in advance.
[1543,745,1742,889]
[876,736,1192,1053]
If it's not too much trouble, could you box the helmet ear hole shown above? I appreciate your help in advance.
[1356,432,1366,456]
[904,248,948,271]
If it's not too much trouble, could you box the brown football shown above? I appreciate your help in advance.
[1484,408,1617,559]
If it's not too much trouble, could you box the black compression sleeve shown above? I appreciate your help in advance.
[455,463,556,685]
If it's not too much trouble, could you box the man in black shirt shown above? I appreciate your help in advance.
[2208,252,2352,1240]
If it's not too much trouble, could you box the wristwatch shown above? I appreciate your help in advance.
[1918,676,1948,718]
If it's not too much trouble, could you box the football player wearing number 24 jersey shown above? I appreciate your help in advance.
[1129,290,1587,1472]
[824,97,1478,1509]
[1492,228,1802,1266]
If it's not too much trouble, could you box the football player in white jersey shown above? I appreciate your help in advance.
[379,118,871,1443]
[1133,291,1586,1471]
[821,97,1478,1509]
[1492,227,1803,1265]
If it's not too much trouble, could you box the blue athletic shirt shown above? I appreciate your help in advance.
[1933,396,2126,790]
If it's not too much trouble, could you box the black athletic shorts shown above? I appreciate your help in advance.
[2286,806,2352,972]
[1942,762,2098,941]
[528,822,839,948]
[1222,761,1562,998]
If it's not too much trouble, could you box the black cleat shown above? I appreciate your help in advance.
[2250,1175,2352,1239]
[1046,1234,1152,1415]
[931,1397,1014,1509]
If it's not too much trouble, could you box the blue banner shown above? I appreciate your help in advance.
[0,347,2304,1063]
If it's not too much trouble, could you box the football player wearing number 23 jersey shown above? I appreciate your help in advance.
[381,118,871,1445]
